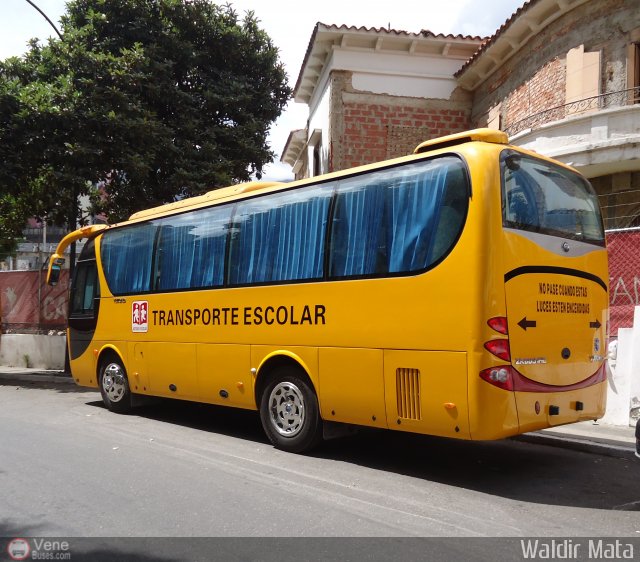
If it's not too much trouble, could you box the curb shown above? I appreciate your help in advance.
[516,432,637,461]
[0,371,75,385]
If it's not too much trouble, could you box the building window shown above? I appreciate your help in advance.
[566,44,601,115]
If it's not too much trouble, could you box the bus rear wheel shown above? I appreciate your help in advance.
[98,355,132,414]
[259,368,323,454]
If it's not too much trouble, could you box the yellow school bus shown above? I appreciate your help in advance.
[48,129,608,453]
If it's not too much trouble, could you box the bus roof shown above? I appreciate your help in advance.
[414,128,508,154]
[128,181,285,221]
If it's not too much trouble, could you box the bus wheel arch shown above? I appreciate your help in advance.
[97,348,133,414]
[255,355,323,453]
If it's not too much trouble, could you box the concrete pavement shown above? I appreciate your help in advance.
[0,366,637,461]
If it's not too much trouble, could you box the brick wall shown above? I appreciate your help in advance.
[329,72,471,171]
[469,0,636,132]
[504,57,566,131]
[340,101,470,169]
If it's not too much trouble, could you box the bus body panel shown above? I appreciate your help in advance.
[383,350,470,439]
[467,373,520,440]
[318,347,386,429]
[502,230,608,387]
[515,381,607,433]
[70,343,99,388]
[197,344,253,409]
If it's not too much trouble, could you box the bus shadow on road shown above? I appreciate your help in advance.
[316,428,638,511]
[85,397,636,512]
[87,396,268,445]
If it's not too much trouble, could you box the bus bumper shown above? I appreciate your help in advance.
[514,380,607,434]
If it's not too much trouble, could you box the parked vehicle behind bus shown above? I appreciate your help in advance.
[48,129,609,453]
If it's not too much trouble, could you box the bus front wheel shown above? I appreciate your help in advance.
[98,355,133,414]
[259,368,323,454]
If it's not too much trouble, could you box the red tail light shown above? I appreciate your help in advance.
[487,316,508,335]
[479,366,515,391]
[484,339,511,361]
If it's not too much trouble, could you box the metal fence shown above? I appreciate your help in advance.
[504,87,640,137]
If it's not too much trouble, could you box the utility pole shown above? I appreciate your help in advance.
[23,0,62,39]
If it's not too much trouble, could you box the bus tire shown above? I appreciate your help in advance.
[259,367,323,454]
[98,355,133,414]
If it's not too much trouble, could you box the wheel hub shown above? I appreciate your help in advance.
[268,382,305,437]
[102,363,126,403]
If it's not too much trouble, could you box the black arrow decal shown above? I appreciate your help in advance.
[589,319,601,329]
[518,317,537,331]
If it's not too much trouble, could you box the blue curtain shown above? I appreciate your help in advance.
[330,157,466,277]
[330,183,386,276]
[101,223,157,294]
[229,186,331,285]
[386,163,449,272]
[100,157,468,295]
[156,207,230,291]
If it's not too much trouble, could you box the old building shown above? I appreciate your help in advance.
[284,0,640,230]
[281,24,483,179]
[459,0,640,231]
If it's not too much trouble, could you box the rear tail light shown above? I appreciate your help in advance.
[479,366,515,391]
[484,339,511,361]
[482,316,513,390]
[487,316,508,335]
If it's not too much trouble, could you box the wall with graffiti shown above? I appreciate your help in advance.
[0,270,70,331]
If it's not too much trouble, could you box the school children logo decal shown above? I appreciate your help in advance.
[132,301,149,333]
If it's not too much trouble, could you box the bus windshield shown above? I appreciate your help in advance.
[500,149,605,245]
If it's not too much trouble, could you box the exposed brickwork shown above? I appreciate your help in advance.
[326,70,472,171]
[469,0,637,132]
[336,97,470,170]
[503,57,565,130]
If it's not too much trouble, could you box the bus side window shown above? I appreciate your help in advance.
[101,223,157,295]
[228,185,330,285]
[430,168,468,262]
[329,157,469,278]
[71,261,98,316]
[329,183,387,277]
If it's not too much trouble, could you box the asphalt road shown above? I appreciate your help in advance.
[1,377,638,557]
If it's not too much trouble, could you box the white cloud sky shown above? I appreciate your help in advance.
[1,0,525,180]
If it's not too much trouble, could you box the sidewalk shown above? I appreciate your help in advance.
[0,366,637,460]
[0,365,74,384]
[518,420,637,461]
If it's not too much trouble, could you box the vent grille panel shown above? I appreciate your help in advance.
[396,368,421,420]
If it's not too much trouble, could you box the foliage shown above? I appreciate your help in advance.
[0,0,291,235]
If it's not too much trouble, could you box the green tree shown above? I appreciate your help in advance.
[0,0,291,238]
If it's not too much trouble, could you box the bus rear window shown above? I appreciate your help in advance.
[500,150,604,245]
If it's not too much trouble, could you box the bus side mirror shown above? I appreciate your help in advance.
[47,257,65,286]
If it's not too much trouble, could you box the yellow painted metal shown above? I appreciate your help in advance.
[515,381,607,433]
[197,344,253,409]
[384,350,471,439]
[318,348,386,428]
[128,181,284,221]
[46,224,107,285]
[413,127,508,154]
